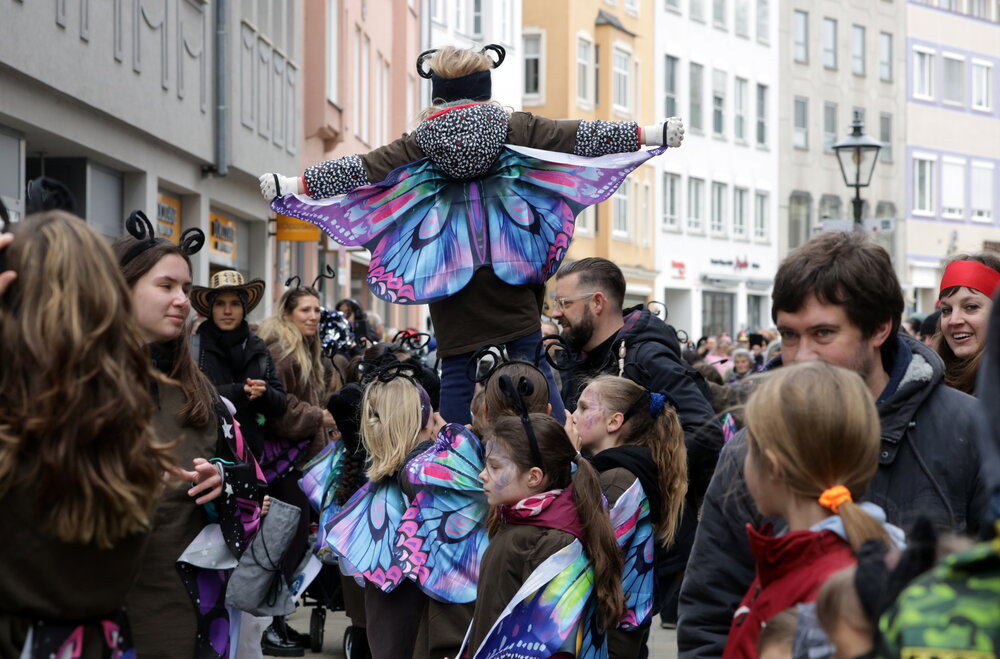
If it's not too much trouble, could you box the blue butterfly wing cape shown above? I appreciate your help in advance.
[609,479,656,629]
[324,478,407,592]
[299,440,347,553]
[397,423,489,603]
[270,145,666,305]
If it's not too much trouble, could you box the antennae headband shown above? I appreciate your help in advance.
[498,374,544,469]
[119,210,204,267]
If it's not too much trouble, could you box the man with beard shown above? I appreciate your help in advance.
[678,231,987,659]
[551,257,722,631]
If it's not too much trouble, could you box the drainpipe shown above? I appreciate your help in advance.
[213,0,229,176]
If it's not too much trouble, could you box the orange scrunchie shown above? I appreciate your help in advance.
[818,485,852,514]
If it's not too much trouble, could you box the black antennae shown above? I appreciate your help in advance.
[179,228,205,256]
[480,44,506,69]
[498,374,543,469]
[285,275,302,289]
[416,49,437,78]
[125,210,155,241]
[311,264,336,289]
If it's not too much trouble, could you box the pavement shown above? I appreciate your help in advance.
[287,606,679,658]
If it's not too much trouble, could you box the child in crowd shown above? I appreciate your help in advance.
[467,412,626,657]
[756,609,798,659]
[816,566,875,659]
[723,362,905,659]
[566,375,688,659]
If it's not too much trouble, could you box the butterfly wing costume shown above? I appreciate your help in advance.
[609,478,656,630]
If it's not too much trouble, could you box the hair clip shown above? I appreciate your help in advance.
[480,44,506,68]
[311,264,336,289]
[498,374,544,469]
[416,49,437,79]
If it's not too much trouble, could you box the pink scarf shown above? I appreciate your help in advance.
[496,484,584,540]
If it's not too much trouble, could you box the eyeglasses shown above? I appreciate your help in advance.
[551,292,597,312]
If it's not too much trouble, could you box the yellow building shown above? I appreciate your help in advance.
[524,0,658,307]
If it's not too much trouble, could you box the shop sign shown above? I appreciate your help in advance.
[710,257,760,271]
[156,192,182,243]
[209,213,237,259]
[275,213,321,242]
[671,260,686,280]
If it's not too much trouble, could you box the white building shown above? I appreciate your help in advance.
[653,0,781,340]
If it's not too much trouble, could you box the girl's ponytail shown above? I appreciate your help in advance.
[819,486,891,552]
[648,406,687,546]
[570,454,627,630]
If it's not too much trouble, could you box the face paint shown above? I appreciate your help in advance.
[478,440,537,506]
[571,385,612,452]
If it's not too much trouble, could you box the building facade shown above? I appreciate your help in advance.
[0,0,300,320]
[522,0,659,310]
[904,0,1000,313]
[777,0,907,284]
[652,0,780,341]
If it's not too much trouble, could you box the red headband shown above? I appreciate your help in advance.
[939,260,1000,298]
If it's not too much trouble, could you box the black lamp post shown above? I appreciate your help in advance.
[832,110,882,230]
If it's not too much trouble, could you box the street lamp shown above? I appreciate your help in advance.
[832,110,882,230]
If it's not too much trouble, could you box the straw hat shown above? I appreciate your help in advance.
[190,270,265,317]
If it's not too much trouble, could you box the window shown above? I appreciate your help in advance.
[711,182,728,234]
[613,48,631,114]
[691,0,705,22]
[500,0,511,44]
[823,102,837,152]
[663,173,680,230]
[756,0,769,44]
[819,194,842,222]
[524,34,542,98]
[712,69,726,137]
[454,0,466,33]
[688,177,705,231]
[914,49,934,99]
[793,10,808,63]
[879,32,892,81]
[972,162,995,221]
[625,0,638,13]
[735,0,749,36]
[969,0,986,17]
[326,0,340,104]
[714,0,727,28]
[788,193,812,249]
[594,45,601,106]
[851,25,865,75]
[913,156,935,214]
[879,113,892,162]
[690,63,704,132]
[754,191,769,240]
[577,205,595,234]
[613,183,631,237]
[823,18,837,69]
[942,158,965,218]
[431,0,445,24]
[355,31,370,143]
[756,83,767,146]
[793,96,808,149]
[734,77,748,141]
[577,38,592,105]
[665,0,680,11]
[972,61,993,110]
[352,27,361,137]
[702,292,735,339]
[733,187,748,237]
[938,0,957,9]
[664,55,679,117]
[943,55,965,105]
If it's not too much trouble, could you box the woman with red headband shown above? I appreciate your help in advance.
[935,252,1000,395]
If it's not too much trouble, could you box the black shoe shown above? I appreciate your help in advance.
[262,624,305,657]
[284,623,310,645]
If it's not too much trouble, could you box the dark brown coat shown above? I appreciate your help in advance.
[265,339,329,464]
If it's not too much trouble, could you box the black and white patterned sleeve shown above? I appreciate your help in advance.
[302,155,371,199]
[573,120,641,157]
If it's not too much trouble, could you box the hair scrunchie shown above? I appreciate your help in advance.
[818,485,852,513]
[649,392,667,418]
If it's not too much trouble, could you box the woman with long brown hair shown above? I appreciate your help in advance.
[0,211,172,658]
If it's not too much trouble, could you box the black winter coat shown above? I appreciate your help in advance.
[677,335,986,659]
[193,323,287,459]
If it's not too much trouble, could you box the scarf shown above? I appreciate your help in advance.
[198,319,251,384]
[149,340,178,375]
[496,485,584,541]
[589,445,664,526]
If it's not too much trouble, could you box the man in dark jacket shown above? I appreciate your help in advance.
[678,232,986,658]
[551,257,723,628]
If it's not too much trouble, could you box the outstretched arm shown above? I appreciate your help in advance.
[508,113,684,157]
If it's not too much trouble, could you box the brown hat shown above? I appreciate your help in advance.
[190,270,265,318]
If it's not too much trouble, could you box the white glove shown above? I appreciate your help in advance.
[258,173,302,200]
[643,117,685,148]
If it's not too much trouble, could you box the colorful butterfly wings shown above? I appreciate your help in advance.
[324,479,408,592]
[396,424,489,603]
[609,479,656,630]
[270,145,665,305]
[299,441,347,552]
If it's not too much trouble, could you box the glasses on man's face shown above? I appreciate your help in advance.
[551,291,596,312]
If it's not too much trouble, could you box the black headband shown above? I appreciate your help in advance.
[498,374,544,469]
[417,44,505,103]
[119,210,204,267]
[466,335,573,384]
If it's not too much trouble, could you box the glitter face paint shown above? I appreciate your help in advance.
[571,385,610,453]
[479,440,538,506]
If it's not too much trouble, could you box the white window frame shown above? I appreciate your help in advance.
[577,205,595,235]
[454,0,466,34]
[691,0,705,22]
[613,183,631,239]
[688,177,705,232]
[754,191,769,241]
[712,69,726,138]
[641,182,651,246]
[734,77,748,142]
[942,53,966,106]
[756,0,769,44]
[690,62,705,132]
[823,102,837,153]
[664,54,679,118]
[326,0,340,105]
[360,34,370,143]
[710,181,728,235]
[756,83,767,147]
[733,187,749,238]
[793,10,808,63]
[665,0,681,12]
[879,112,892,163]
[612,45,632,116]
[851,24,866,76]
[913,47,935,101]
[971,161,995,223]
[577,35,594,108]
[470,0,483,38]
[625,0,639,15]
[941,156,966,219]
[713,0,727,29]
[663,172,681,231]
[431,0,446,25]
[523,30,545,105]
[822,18,837,70]
[972,59,994,112]
[912,153,936,216]
[879,32,892,82]
[735,0,749,36]
[793,96,808,150]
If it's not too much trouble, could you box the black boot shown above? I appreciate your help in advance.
[262,619,305,657]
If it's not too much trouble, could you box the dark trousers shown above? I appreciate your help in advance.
[364,580,427,659]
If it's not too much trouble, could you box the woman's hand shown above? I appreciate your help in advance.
[261,495,271,517]
[172,458,224,505]
[0,233,16,295]
[244,378,267,400]
[322,409,336,429]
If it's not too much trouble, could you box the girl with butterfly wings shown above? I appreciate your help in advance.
[260,44,684,426]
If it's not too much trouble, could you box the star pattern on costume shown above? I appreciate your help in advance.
[222,419,233,439]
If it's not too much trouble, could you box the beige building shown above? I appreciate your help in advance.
[904,1,1000,313]
[523,0,659,307]
[777,0,907,278]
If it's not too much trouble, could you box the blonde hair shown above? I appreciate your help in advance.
[757,608,798,657]
[361,378,424,481]
[257,287,326,394]
[816,566,870,638]
[427,46,493,79]
[589,375,688,546]
[745,362,891,552]
[0,212,173,548]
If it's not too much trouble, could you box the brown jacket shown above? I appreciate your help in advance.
[265,339,329,464]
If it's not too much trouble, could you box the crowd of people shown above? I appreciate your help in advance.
[2,43,999,659]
